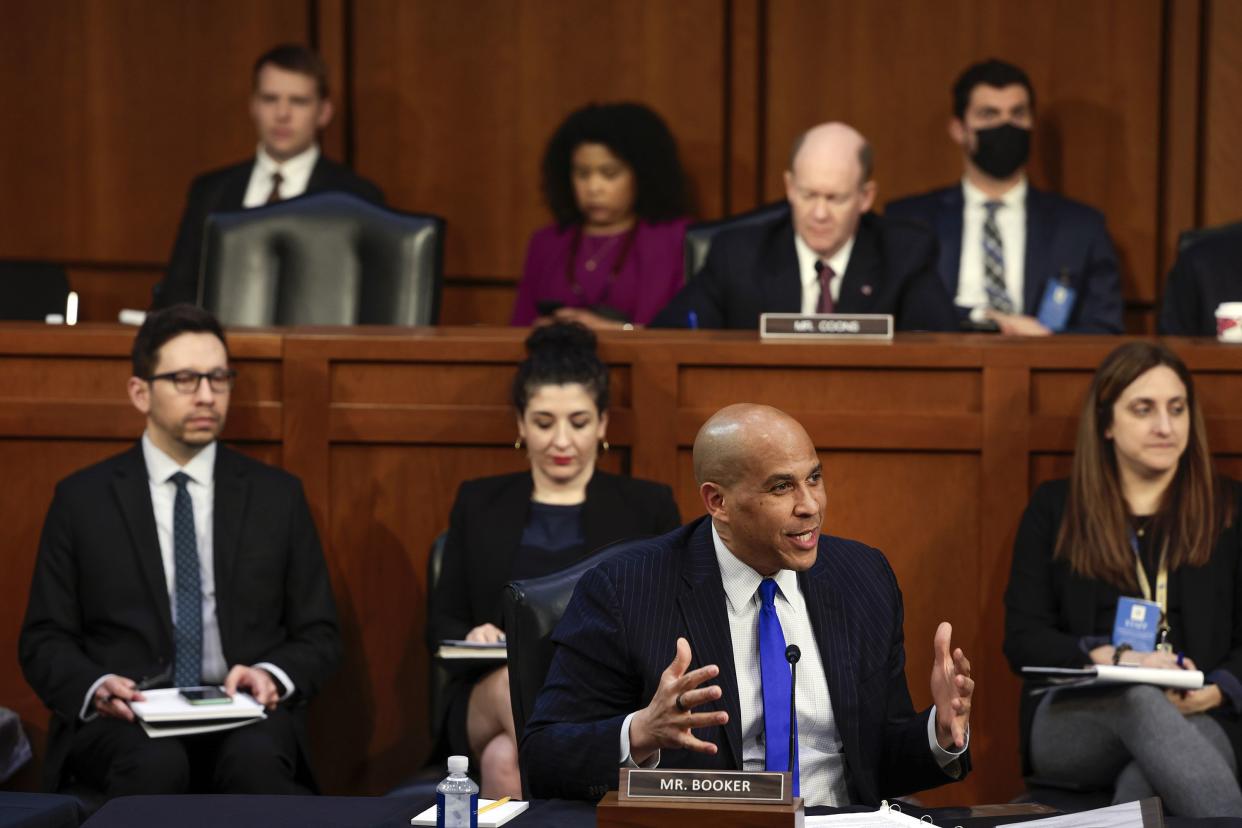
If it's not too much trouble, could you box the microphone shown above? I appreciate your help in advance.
[785,645,800,777]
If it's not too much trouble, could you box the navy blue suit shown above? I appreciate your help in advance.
[649,212,958,331]
[520,516,966,804]
[885,184,1123,333]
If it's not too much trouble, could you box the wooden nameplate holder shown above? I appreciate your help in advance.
[597,768,804,828]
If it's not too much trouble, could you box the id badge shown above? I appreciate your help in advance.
[1113,597,1161,651]
[1036,278,1077,332]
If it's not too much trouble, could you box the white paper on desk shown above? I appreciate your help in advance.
[410,798,528,826]
[129,688,266,722]
[997,798,1148,828]
[139,716,265,740]
[806,802,929,826]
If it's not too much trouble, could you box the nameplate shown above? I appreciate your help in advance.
[618,768,792,804]
[759,312,894,340]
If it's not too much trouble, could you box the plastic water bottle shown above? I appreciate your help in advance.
[435,754,478,828]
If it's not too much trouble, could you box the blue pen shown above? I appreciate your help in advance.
[687,310,699,330]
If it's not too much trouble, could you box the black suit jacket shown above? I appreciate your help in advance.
[1159,227,1242,335]
[428,470,682,648]
[1003,479,1242,775]
[155,155,385,308]
[19,443,341,790]
[521,516,967,804]
[885,184,1123,333]
[649,212,958,331]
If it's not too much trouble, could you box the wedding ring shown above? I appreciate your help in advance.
[675,693,688,712]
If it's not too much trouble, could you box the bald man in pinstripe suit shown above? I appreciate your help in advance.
[521,404,973,806]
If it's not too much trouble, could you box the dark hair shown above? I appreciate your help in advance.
[1056,342,1232,587]
[541,102,692,227]
[253,43,329,99]
[511,322,609,414]
[952,59,1035,119]
[132,304,229,378]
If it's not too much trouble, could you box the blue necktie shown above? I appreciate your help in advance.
[170,472,202,687]
[758,578,799,795]
[983,200,1014,313]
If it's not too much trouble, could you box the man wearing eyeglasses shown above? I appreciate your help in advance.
[651,122,957,331]
[19,304,340,798]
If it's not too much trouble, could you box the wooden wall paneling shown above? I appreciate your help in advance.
[64,266,162,323]
[349,0,728,303]
[0,0,312,264]
[314,0,349,162]
[1202,0,1242,226]
[1158,0,1204,284]
[765,0,1163,308]
[725,0,764,214]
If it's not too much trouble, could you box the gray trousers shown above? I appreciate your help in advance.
[1031,684,1242,817]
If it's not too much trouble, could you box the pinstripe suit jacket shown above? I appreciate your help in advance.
[520,516,966,803]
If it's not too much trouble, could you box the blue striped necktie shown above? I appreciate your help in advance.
[983,200,1014,313]
[170,472,202,687]
[758,578,799,795]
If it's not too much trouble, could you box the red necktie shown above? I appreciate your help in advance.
[815,260,835,314]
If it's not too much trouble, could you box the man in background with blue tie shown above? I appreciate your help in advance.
[886,59,1123,335]
[19,305,340,797]
[521,404,972,805]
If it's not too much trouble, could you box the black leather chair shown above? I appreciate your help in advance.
[501,540,635,755]
[1177,219,1242,254]
[683,200,790,279]
[0,260,70,321]
[199,192,444,326]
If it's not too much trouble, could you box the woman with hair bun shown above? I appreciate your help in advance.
[428,321,681,797]
[510,102,694,329]
[1004,341,1242,815]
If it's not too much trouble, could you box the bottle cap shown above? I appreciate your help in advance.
[447,754,468,773]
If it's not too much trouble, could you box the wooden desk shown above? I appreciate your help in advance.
[2,325,1239,803]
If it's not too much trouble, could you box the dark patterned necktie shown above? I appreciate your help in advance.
[983,200,1014,313]
[815,260,835,314]
[170,472,202,687]
[265,171,284,204]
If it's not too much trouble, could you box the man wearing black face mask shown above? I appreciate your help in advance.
[887,59,1122,335]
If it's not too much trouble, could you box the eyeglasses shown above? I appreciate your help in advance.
[146,369,237,394]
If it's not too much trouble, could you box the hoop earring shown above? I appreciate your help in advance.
[514,438,523,450]
[601,439,610,453]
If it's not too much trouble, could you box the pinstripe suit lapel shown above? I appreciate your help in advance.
[678,519,743,769]
[800,546,860,776]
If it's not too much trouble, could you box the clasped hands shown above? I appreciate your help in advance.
[626,624,974,765]
[91,664,283,721]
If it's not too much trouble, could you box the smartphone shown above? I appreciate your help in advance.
[180,686,232,705]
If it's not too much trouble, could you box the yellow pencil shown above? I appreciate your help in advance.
[478,796,511,814]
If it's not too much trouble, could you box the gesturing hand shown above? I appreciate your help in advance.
[930,622,973,751]
[628,637,729,765]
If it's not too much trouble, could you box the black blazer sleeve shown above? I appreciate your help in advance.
[1002,480,1093,673]
[650,238,733,329]
[882,219,958,332]
[427,480,487,649]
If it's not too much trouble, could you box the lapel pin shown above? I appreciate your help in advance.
[861,284,873,296]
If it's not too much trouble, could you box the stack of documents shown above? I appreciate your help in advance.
[436,640,507,660]
[1022,665,1203,694]
[128,688,266,738]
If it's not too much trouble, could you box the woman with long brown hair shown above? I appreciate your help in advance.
[1004,341,1242,815]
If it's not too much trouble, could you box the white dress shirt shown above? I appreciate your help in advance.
[794,233,855,315]
[620,522,966,806]
[242,143,320,208]
[79,435,293,719]
[957,177,1027,317]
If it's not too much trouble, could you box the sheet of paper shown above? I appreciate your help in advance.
[138,715,265,739]
[997,799,1147,828]
[805,804,928,826]
[410,798,529,827]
